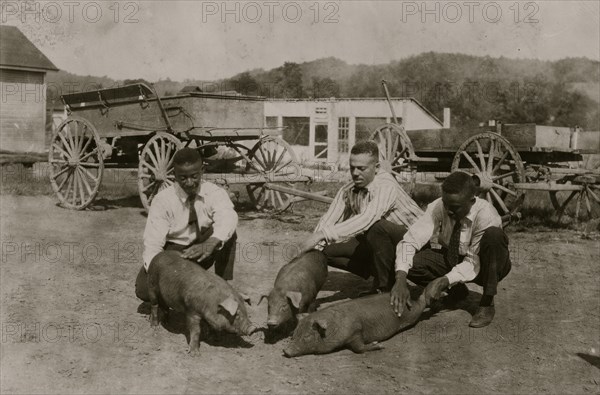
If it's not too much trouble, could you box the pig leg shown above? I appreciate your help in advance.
[186,313,202,357]
[348,335,384,353]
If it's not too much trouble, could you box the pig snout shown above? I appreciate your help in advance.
[283,346,299,358]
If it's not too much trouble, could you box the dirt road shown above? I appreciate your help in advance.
[1,195,599,394]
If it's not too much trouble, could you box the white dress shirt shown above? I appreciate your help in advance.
[395,197,502,285]
[142,182,238,270]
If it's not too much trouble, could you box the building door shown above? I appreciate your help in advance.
[313,123,328,161]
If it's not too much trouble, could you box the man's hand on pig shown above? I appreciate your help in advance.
[182,237,222,262]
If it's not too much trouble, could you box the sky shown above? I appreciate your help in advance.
[3,0,600,80]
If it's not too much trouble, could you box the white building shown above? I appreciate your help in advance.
[264,98,447,164]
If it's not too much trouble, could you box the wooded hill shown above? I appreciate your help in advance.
[47,53,600,130]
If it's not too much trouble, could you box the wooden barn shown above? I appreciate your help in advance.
[0,25,58,153]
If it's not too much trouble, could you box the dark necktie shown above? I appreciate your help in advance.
[447,220,462,267]
[187,195,200,237]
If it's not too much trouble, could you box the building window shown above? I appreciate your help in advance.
[265,116,278,128]
[355,117,387,141]
[281,117,310,146]
[315,107,327,115]
[338,117,349,153]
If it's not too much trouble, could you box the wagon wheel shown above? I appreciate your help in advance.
[138,132,182,211]
[48,116,104,209]
[370,123,417,193]
[452,132,526,219]
[245,136,300,213]
[549,171,600,222]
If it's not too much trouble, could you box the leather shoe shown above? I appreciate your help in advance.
[469,305,495,328]
[444,283,469,304]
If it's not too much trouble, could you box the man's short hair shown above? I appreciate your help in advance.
[350,140,379,160]
[173,147,203,167]
[442,171,478,197]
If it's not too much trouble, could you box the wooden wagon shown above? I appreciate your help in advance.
[48,83,328,211]
[370,121,600,222]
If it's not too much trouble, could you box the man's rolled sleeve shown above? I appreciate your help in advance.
[445,254,479,285]
[142,198,170,271]
[209,188,238,243]
[394,204,436,273]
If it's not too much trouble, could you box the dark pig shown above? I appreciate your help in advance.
[283,293,427,357]
[260,250,328,329]
[147,250,256,356]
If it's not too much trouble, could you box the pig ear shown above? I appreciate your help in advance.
[286,291,302,310]
[312,320,327,338]
[257,295,268,306]
[239,292,252,306]
[219,295,239,316]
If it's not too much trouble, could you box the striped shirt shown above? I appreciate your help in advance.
[315,171,423,244]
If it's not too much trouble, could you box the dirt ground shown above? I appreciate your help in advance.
[1,194,599,394]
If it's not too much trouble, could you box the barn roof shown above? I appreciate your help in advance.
[0,26,58,71]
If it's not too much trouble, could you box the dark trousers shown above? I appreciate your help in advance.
[134,233,237,302]
[322,220,407,290]
[407,227,511,296]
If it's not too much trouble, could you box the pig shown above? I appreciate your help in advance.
[260,250,328,329]
[283,292,427,357]
[147,250,256,356]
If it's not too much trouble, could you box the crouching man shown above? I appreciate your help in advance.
[390,171,511,328]
[135,148,238,301]
[298,141,423,295]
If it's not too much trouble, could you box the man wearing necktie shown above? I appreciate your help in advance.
[135,148,238,302]
[298,141,423,295]
[391,171,512,328]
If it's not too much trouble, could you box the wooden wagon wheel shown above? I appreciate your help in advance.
[48,116,104,209]
[452,132,526,218]
[245,136,300,213]
[549,175,600,222]
[370,123,417,193]
[138,132,182,211]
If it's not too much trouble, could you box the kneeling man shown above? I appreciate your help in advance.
[135,148,238,301]
[391,171,511,327]
[299,141,423,294]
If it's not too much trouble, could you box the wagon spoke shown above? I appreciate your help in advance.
[273,147,287,171]
[587,186,600,203]
[75,168,84,205]
[141,160,159,176]
[474,140,486,171]
[584,190,592,216]
[492,151,509,174]
[147,143,161,169]
[77,167,94,197]
[50,159,69,165]
[461,151,481,172]
[79,165,99,184]
[486,191,493,205]
[80,133,93,156]
[274,160,293,174]
[575,191,582,219]
[492,171,517,181]
[52,165,71,179]
[258,144,270,169]
[56,169,71,192]
[80,162,101,168]
[58,131,75,157]
[52,143,71,159]
[79,148,99,163]
[487,140,495,173]
[492,183,517,196]
[490,188,509,214]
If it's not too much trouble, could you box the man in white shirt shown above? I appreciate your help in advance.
[135,148,238,302]
[390,171,511,328]
[298,141,423,294]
